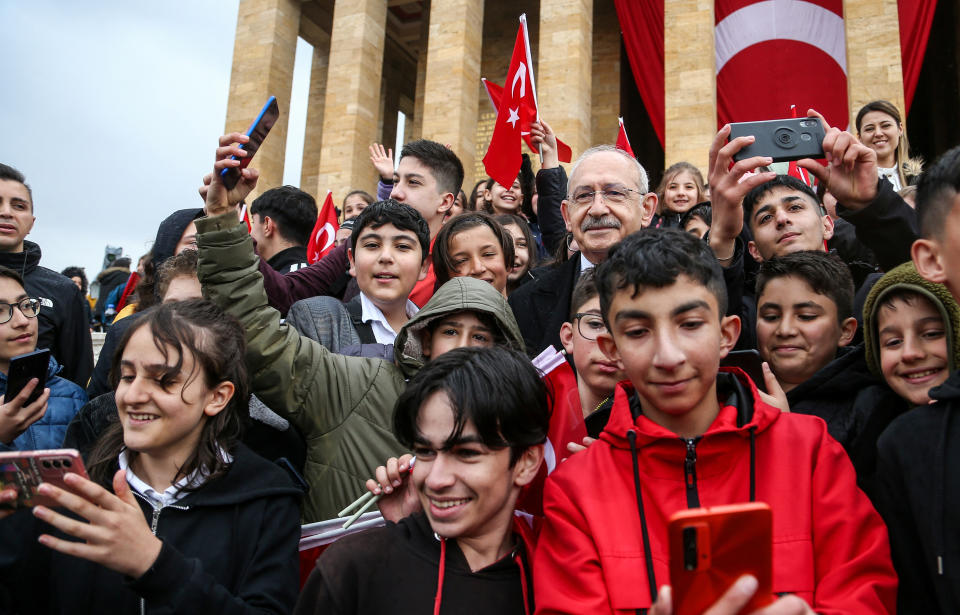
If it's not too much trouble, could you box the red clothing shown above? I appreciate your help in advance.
[408,237,439,308]
[533,369,897,614]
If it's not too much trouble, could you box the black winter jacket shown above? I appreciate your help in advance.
[0,444,302,615]
[0,242,93,386]
[876,370,960,615]
[296,512,534,615]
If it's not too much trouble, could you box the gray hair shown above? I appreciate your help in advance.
[569,145,649,194]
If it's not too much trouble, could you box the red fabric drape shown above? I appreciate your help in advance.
[898,0,937,114]
[614,0,664,147]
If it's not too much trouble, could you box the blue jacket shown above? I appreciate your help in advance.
[0,357,88,451]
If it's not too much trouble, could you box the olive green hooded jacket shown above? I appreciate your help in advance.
[195,213,524,522]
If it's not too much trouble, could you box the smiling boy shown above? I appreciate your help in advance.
[533,228,896,614]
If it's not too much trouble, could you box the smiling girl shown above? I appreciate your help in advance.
[433,213,514,296]
[654,161,706,227]
[0,299,302,614]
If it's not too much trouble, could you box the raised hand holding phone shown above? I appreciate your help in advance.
[0,378,50,445]
[219,96,279,190]
[205,132,261,217]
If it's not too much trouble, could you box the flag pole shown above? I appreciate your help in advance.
[519,14,543,164]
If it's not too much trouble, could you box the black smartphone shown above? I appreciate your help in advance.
[730,117,825,163]
[6,348,51,406]
[220,96,280,190]
[720,349,766,392]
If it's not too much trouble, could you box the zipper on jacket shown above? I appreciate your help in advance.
[682,438,701,508]
[134,494,189,615]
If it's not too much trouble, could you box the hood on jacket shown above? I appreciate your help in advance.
[393,276,524,378]
[95,266,130,284]
[0,240,42,278]
[151,208,204,271]
[601,368,781,449]
[862,260,960,378]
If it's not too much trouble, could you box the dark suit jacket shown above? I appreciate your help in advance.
[508,254,582,357]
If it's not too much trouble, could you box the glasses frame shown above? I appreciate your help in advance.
[567,186,643,207]
[0,297,41,325]
[573,312,608,341]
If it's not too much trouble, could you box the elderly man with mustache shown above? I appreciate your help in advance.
[508,145,657,357]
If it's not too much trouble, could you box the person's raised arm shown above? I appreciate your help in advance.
[529,119,566,255]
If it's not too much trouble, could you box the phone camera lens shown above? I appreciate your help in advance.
[52,460,62,468]
[774,127,797,148]
[63,459,72,468]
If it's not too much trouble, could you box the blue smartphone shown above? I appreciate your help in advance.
[220,96,280,190]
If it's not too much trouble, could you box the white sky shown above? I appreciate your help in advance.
[0,1,314,289]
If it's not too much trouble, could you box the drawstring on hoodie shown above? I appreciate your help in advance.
[748,426,757,502]
[513,551,532,615]
[433,536,447,615]
[627,429,658,614]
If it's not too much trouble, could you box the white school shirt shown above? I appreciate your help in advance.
[118,448,232,508]
[359,292,419,345]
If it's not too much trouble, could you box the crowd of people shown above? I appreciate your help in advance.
[0,97,957,614]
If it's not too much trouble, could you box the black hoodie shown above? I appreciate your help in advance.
[0,241,92,386]
[876,370,960,615]
[296,512,535,615]
[0,443,302,614]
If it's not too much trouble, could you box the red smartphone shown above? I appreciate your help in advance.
[668,503,775,615]
[0,448,88,509]
[220,96,280,190]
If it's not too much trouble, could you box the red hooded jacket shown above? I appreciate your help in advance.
[533,370,897,614]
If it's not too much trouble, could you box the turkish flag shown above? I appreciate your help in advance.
[615,117,635,158]
[483,16,538,190]
[306,191,339,264]
[481,79,572,163]
[238,203,252,233]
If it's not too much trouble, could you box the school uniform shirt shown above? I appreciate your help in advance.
[0,443,302,614]
[533,369,897,614]
[359,292,419,345]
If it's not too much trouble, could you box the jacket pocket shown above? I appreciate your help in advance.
[602,553,657,611]
[773,538,814,605]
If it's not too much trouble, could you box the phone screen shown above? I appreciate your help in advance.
[220,96,280,190]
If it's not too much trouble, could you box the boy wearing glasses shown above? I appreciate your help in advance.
[0,266,87,451]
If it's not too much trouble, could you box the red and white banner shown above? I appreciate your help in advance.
[481,78,572,163]
[715,0,849,129]
[483,14,539,190]
[306,191,338,265]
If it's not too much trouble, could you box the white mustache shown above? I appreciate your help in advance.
[581,215,621,232]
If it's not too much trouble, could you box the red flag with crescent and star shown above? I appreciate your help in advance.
[307,191,339,264]
[481,78,572,163]
[483,14,539,190]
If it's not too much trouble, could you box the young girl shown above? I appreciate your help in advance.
[653,161,706,227]
[0,266,86,452]
[856,100,923,191]
[0,299,302,614]
[432,213,514,296]
[494,213,539,294]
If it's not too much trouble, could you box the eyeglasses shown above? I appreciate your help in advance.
[0,298,41,324]
[574,312,608,341]
[568,187,642,207]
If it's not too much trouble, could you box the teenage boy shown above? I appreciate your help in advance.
[877,144,960,614]
[287,200,430,357]
[196,140,525,522]
[248,185,318,273]
[533,229,896,614]
[295,346,547,615]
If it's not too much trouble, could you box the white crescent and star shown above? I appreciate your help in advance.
[715,0,847,74]
[315,222,335,253]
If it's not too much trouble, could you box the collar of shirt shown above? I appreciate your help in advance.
[118,448,232,508]
[878,166,902,191]
[359,292,420,345]
[579,253,596,275]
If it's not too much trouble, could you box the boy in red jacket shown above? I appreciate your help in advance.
[533,229,897,614]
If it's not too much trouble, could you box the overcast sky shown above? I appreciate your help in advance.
[0,0,313,290]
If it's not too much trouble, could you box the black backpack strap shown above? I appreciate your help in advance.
[345,297,377,345]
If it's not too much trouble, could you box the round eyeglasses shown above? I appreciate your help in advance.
[0,298,41,324]
[573,312,608,341]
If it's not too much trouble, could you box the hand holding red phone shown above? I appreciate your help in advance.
[205,132,261,218]
[32,469,163,579]
[650,577,815,615]
[0,378,49,445]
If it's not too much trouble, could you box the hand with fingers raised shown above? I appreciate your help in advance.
[364,454,420,523]
[204,133,261,218]
[796,109,878,212]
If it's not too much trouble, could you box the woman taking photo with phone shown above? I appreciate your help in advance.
[0,299,302,614]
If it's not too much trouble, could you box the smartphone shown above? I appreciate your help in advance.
[220,96,280,190]
[730,117,825,163]
[6,348,51,406]
[668,503,775,615]
[0,448,88,509]
[720,349,766,393]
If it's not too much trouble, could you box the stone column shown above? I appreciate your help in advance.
[411,0,431,141]
[538,0,593,159]
[300,39,331,197]
[843,0,906,126]
[591,0,620,147]
[664,0,715,174]
[420,0,484,187]
[317,0,388,204]
[225,0,301,200]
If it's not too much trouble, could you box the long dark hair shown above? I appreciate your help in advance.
[432,212,514,289]
[87,299,250,491]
